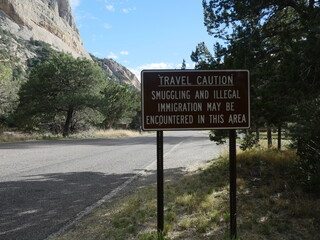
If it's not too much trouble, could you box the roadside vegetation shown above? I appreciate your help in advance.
[0,129,143,143]
[55,145,319,240]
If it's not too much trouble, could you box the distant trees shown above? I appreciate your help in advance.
[27,40,56,68]
[0,63,19,116]
[99,81,140,128]
[0,30,26,126]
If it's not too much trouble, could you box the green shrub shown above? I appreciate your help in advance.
[240,131,259,150]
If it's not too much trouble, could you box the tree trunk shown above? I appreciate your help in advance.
[256,126,260,143]
[278,126,282,150]
[63,108,74,137]
[267,126,272,149]
[297,138,302,154]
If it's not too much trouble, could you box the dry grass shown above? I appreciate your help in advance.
[0,131,58,142]
[55,149,320,240]
[235,149,320,240]
[255,139,292,150]
[76,129,144,138]
[0,129,145,143]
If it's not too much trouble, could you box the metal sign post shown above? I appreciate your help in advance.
[156,131,164,233]
[229,129,237,239]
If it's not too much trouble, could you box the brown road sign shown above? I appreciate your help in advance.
[141,70,250,131]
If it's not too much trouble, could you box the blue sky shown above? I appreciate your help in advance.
[70,0,220,79]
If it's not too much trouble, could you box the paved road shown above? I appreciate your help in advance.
[0,131,223,240]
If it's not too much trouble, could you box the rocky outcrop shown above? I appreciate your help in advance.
[0,0,90,58]
[91,55,140,90]
[101,58,141,90]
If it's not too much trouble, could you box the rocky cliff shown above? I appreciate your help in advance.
[93,57,141,90]
[0,0,90,58]
[104,58,140,90]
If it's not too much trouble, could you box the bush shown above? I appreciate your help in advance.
[209,130,228,144]
[296,139,320,191]
[240,131,259,150]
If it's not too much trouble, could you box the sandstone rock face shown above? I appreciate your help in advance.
[0,0,90,58]
[97,58,141,90]
[90,55,141,90]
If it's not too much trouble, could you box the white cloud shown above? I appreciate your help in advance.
[105,5,115,11]
[103,23,112,29]
[140,63,175,69]
[107,52,118,59]
[92,51,102,57]
[122,7,136,14]
[129,62,195,81]
[120,51,129,55]
[74,12,97,21]
[128,68,141,81]
[70,0,80,9]
[177,63,191,68]
[129,62,176,81]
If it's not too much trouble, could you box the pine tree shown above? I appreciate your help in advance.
[181,59,186,70]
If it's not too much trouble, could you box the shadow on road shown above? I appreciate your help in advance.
[0,167,188,240]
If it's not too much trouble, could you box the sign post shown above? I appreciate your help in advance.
[141,70,249,238]
[229,129,237,239]
[156,130,164,233]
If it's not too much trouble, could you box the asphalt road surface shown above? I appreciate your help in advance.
[0,131,223,240]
